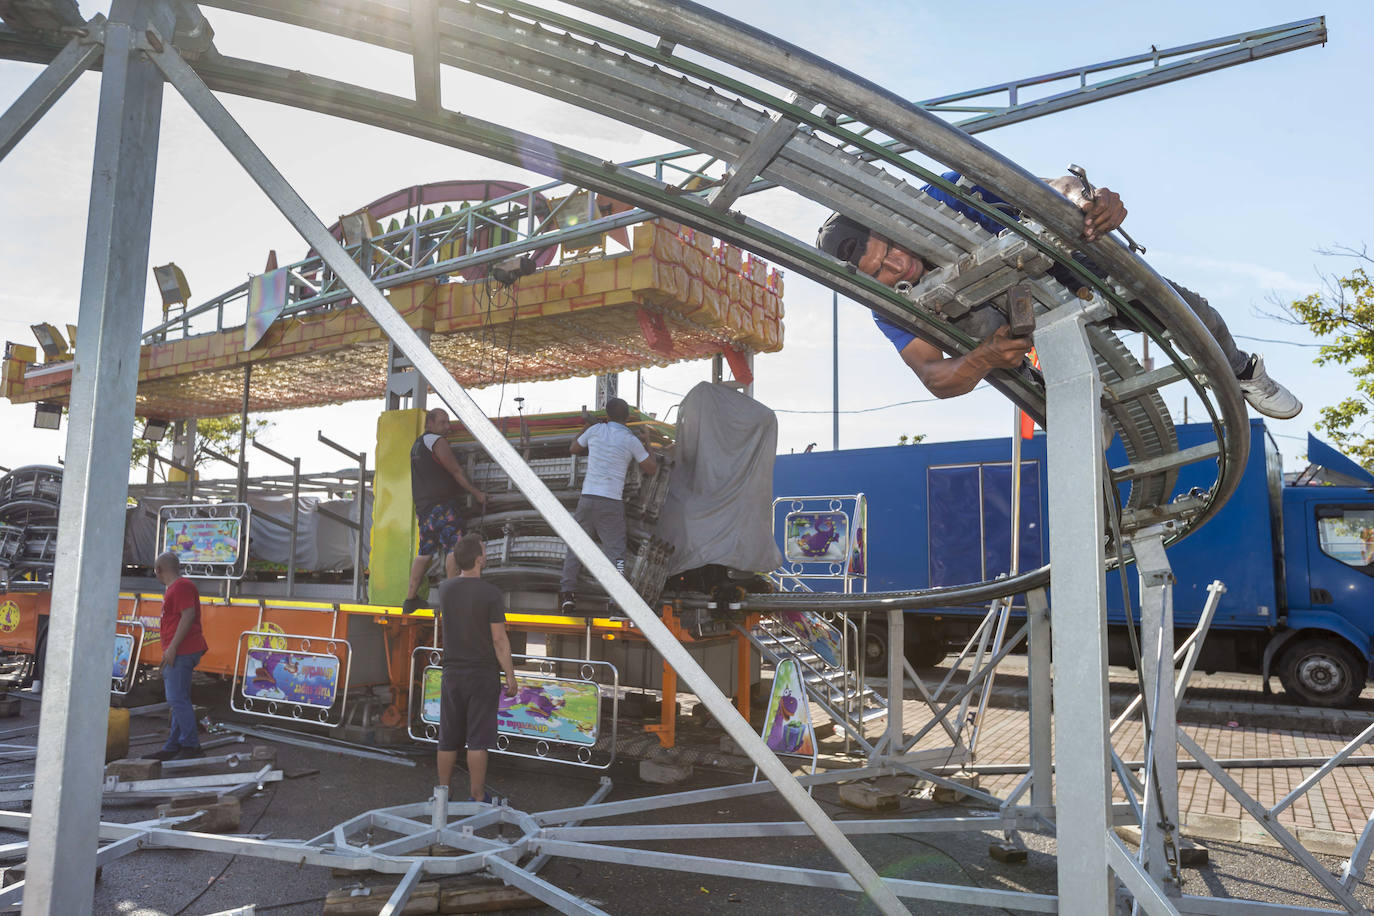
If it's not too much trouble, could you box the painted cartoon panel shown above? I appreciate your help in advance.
[762,656,814,757]
[777,611,843,668]
[241,649,340,708]
[784,511,849,563]
[421,668,601,746]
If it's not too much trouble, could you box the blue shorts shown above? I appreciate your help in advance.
[417,501,464,556]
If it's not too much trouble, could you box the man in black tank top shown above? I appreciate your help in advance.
[404,408,486,615]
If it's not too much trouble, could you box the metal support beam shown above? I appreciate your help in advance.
[145,38,910,916]
[1133,529,1182,893]
[1034,300,1115,913]
[708,91,809,211]
[1025,587,1053,809]
[0,22,102,163]
[24,2,171,913]
[408,0,440,111]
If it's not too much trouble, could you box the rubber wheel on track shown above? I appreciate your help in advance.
[1278,637,1365,708]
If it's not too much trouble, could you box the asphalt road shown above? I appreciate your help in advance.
[0,672,1368,914]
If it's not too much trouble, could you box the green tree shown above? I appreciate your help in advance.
[897,433,927,445]
[131,416,271,479]
[1286,247,1374,468]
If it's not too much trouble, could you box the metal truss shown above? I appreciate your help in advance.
[0,1,1345,914]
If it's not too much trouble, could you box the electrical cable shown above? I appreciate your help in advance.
[640,379,992,414]
[170,780,280,916]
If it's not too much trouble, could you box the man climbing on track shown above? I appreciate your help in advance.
[816,170,1302,420]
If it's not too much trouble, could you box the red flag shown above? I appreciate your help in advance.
[1019,348,1042,439]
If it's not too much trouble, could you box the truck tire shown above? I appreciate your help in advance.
[1278,637,1366,708]
[856,620,889,676]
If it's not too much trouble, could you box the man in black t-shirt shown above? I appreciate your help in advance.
[436,534,517,803]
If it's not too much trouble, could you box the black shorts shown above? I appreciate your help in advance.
[438,666,500,751]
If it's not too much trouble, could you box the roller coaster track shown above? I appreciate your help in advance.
[0,4,1323,555]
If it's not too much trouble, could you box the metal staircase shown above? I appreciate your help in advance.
[740,612,887,747]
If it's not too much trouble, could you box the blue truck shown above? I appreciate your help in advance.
[773,419,1374,707]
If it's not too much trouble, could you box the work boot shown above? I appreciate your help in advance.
[558,591,576,613]
[402,596,428,615]
[1236,354,1302,420]
[148,747,180,761]
[174,746,205,760]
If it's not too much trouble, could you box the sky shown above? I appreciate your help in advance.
[1,0,1371,480]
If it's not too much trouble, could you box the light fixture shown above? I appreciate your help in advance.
[33,403,61,431]
[339,208,381,246]
[152,263,192,309]
[142,419,169,442]
[29,323,68,360]
[559,190,592,229]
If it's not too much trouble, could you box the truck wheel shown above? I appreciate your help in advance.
[906,624,946,669]
[1278,638,1365,708]
[851,620,889,676]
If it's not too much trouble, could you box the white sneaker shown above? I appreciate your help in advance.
[1236,355,1302,420]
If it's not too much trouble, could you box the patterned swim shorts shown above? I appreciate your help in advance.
[417,501,464,556]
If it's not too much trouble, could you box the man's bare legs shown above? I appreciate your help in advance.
[467,749,488,800]
[436,748,458,790]
[407,553,434,602]
[436,747,489,800]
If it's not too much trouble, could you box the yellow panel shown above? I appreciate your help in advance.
[370,408,425,605]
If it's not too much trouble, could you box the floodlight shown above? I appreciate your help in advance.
[142,419,170,442]
[29,323,68,360]
[153,263,191,308]
[339,208,381,245]
[33,403,61,431]
[558,190,593,229]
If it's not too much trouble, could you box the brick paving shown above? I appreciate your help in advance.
[825,662,1374,853]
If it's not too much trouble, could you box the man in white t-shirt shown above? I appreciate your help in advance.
[558,398,658,612]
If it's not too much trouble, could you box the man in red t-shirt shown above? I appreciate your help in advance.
[151,552,209,761]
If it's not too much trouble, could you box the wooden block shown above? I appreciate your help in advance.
[838,781,900,812]
[440,881,540,913]
[324,880,439,915]
[105,759,161,780]
[988,842,1028,864]
[1179,840,1210,868]
[154,796,240,833]
[932,773,981,804]
[0,698,21,719]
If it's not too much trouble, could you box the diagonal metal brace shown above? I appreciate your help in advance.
[0,14,104,162]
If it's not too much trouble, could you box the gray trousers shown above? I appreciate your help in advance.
[961,277,1250,377]
[559,494,628,592]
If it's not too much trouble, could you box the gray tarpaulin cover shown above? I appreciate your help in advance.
[659,382,783,574]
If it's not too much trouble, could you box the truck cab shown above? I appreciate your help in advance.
[1272,485,1374,706]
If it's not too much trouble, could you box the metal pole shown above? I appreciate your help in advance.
[832,289,839,450]
[1034,301,1115,913]
[1133,530,1181,892]
[238,363,251,505]
[149,42,908,914]
[1025,587,1053,809]
[25,3,171,912]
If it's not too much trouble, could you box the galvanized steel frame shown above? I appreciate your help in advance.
[0,1,1344,914]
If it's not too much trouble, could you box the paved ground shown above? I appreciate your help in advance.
[0,658,1372,913]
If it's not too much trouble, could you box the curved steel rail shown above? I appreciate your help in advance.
[0,2,1250,552]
